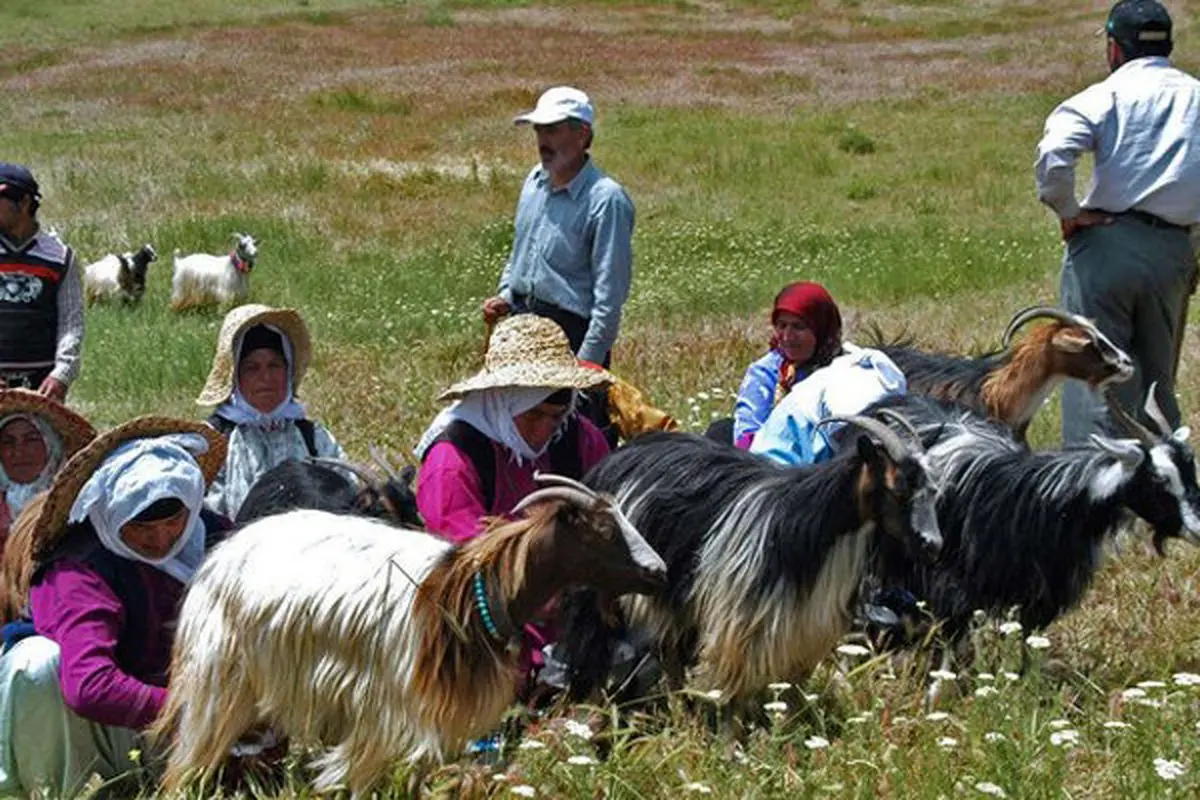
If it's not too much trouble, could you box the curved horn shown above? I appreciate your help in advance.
[1001,305,1088,348]
[819,414,911,463]
[1103,391,1156,445]
[1144,381,1174,438]
[369,445,402,482]
[310,457,381,488]
[875,408,925,452]
[533,472,599,498]
[512,486,598,515]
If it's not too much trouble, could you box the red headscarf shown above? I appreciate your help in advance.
[770,281,843,401]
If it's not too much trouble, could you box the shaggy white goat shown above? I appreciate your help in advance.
[170,233,257,311]
[155,476,667,796]
[83,243,157,305]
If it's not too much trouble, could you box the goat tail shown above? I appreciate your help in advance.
[559,588,623,703]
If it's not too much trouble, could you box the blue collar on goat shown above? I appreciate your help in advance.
[473,570,511,642]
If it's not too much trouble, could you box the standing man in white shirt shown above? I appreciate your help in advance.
[1035,0,1200,443]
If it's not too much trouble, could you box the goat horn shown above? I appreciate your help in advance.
[1103,390,1156,445]
[533,472,599,498]
[1144,381,1174,438]
[368,445,402,481]
[310,457,381,489]
[1001,305,1089,348]
[512,486,597,515]
[875,408,925,452]
[819,414,911,464]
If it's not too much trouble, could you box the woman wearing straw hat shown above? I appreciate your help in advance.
[0,389,95,555]
[0,418,228,798]
[197,304,345,519]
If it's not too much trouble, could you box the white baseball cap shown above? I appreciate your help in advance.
[513,86,594,127]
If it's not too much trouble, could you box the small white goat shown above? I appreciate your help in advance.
[83,243,157,305]
[154,475,667,797]
[170,233,257,312]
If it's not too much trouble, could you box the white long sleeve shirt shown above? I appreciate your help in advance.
[1035,57,1200,232]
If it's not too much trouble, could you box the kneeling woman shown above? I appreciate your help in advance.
[0,390,95,555]
[0,419,226,798]
[197,304,344,519]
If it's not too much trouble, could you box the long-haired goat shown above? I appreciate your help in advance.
[171,233,257,311]
[234,451,422,529]
[560,416,942,711]
[154,475,666,796]
[865,388,1200,654]
[83,243,157,305]
[875,305,1134,441]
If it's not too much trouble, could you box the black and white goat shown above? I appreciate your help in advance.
[171,233,257,311]
[864,387,1200,658]
[155,475,667,797]
[234,449,422,529]
[83,243,157,305]
[875,305,1133,441]
[561,416,942,711]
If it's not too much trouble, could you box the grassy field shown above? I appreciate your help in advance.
[3,0,1200,797]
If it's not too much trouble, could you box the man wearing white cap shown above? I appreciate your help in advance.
[482,87,635,439]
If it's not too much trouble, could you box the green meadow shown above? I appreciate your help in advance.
[2,0,1199,796]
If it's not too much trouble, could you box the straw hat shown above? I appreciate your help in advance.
[439,314,614,401]
[196,304,312,406]
[0,389,96,457]
[24,417,226,561]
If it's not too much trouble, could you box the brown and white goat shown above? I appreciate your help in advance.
[879,305,1134,441]
[153,475,666,797]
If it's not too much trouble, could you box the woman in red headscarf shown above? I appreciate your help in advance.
[729,281,843,449]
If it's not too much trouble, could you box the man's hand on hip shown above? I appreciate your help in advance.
[1060,210,1114,241]
[482,296,511,325]
[38,376,67,402]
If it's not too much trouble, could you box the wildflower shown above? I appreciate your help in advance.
[518,740,547,751]
[1154,758,1186,781]
[563,720,593,740]
[984,732,1007,743]
[974,686,999,698]
[683,783,713,794]
[1104,721,1132,730]
[937,737,958,749]
[1173,672,1200,687]
[767,682,793,692]
[1025,635,1051,650]
[764,701,788,713]
[511,786,537,798]
[1137,680,1167,690]
[1002,672,1020,682]
[493,773,509,782]
[977,672,996,682]
[803,693,820,703]
[804,736,830,750]
[1048,719,1071,730]
[998,621,1023,636]
[704,690,723,701]
[127,749,142,764]
[1049,729,1079,748]
[975,782,1007,798]
[930,669,958,681]
[847,714,870,725]
[836,644,870,657]
[925,711,950,722]
[1121,687,1148,700]
[566,755,597,766]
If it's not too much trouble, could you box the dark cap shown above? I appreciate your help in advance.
[0,162,40,199]
[1106,0,1172,49]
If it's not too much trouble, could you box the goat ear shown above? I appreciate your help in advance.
[1173,426,1191,443]
[1051,328,1090,353]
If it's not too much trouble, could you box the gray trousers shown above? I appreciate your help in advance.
[1060,216,1196,444]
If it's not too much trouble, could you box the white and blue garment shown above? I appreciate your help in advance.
[750,343,907,466]
[0,414,64,523]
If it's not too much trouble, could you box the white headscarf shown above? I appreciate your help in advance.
[214,324,307,429]
[415,387,577,465]
[0,413,64,521]
[68,433,210,584]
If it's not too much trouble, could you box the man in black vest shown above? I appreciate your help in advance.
[0,163,84,402]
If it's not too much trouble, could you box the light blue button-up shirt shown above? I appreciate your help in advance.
[498,159,635,364]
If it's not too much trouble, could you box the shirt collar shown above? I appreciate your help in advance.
[535,156,596,200]
[1113,55,1171,75]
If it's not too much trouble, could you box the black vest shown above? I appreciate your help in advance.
[0,230,70,367]
[424,418,585,511]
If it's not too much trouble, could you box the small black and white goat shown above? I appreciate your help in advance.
[83,243,157,305]
[560,415,942,711]
[875,305,1134,441]
[171,233,258,311]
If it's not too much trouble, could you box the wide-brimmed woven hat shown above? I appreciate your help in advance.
[196,304,312,406]
[24,417,226,561]
[0,389,96,457]
[439,314,614,401]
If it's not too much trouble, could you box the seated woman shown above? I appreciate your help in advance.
[0,390,95,556]
[197,304,345,519]
[0,418,227,799]
[722,281,844,450]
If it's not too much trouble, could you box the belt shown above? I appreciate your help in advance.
[1101,209,1190,232]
